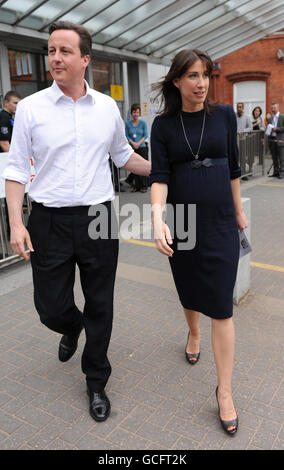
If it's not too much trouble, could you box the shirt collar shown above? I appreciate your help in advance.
[50,80,96,104]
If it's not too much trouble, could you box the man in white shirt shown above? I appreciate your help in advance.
[2,21,150,422]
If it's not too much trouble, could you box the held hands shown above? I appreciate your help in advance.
[129,140,140,150]
[10,224,34,261]
[236,210,248,232]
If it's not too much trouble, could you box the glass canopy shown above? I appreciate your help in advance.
[0,0,283,62]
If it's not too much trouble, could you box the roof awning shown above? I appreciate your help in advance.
[0,0,283,64]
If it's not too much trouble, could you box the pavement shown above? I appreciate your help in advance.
[0,162,284,450]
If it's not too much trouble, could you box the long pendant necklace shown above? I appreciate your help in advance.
[132,120,139,139]
[180,110,206,160]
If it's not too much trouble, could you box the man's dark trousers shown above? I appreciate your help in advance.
[28,201,118,392]
[268,136,280,175]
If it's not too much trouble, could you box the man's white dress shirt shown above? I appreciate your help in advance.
[2,80,133,207]
[271,112,280,137]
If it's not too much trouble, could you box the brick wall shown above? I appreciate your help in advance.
[209,33,284,113]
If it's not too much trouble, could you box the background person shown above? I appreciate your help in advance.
[235,102,252,132]
[150,49,248,436]
[0,91,21,237]
[267,102,281,178]
[125,103,149,193]
[2,21,150,423]
[274,112,284,179]
[0,91,21,152]
[236,102,252,180]
[264,112,271,127]
[251,106,265,130]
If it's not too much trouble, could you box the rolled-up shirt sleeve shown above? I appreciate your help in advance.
[227,105,241,180]
[149,116,170,185]
[109,104,133,168]
[1,100,32,184]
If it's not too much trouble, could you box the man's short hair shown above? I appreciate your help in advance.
[49,21,92,57]
[4,91,21,102]
[271,102,279,106]
[237,102,244,107]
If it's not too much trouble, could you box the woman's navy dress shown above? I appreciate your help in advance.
[150,105,241,319]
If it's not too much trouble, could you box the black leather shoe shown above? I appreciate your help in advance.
[58,326,83,362]
[87,388,111,422]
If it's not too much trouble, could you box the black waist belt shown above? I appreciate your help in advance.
[31,201,111,215]
[181,157,228,169]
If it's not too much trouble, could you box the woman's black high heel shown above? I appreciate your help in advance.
[185,332,200,365]
[215,387,238,436]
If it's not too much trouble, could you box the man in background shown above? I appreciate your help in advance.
[267,102,283,178]
[236,102,252,133]
[236,102,252,180]
[0,91,21,237]
[0,91,21,152]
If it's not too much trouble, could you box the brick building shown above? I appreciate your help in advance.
[209,31,284,117]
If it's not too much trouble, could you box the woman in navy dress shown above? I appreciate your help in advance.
[150,49,248,435]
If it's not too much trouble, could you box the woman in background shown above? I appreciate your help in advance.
[252,106,265,130]
[126,103,149,192]
[264,111,271,128]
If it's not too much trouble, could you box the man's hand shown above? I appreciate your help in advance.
[10,224,34,261]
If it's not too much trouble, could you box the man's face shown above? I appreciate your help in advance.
[48,29,89,87]
[271,104,279,115]
[5,96,20,115]
[237,104,244,116]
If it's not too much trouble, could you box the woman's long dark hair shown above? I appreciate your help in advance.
[152,49,216,117]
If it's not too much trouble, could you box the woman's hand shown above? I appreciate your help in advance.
[236,210,248,232]
[153,219,174,257]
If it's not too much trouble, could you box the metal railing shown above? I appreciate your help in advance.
[237,130,268,178]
